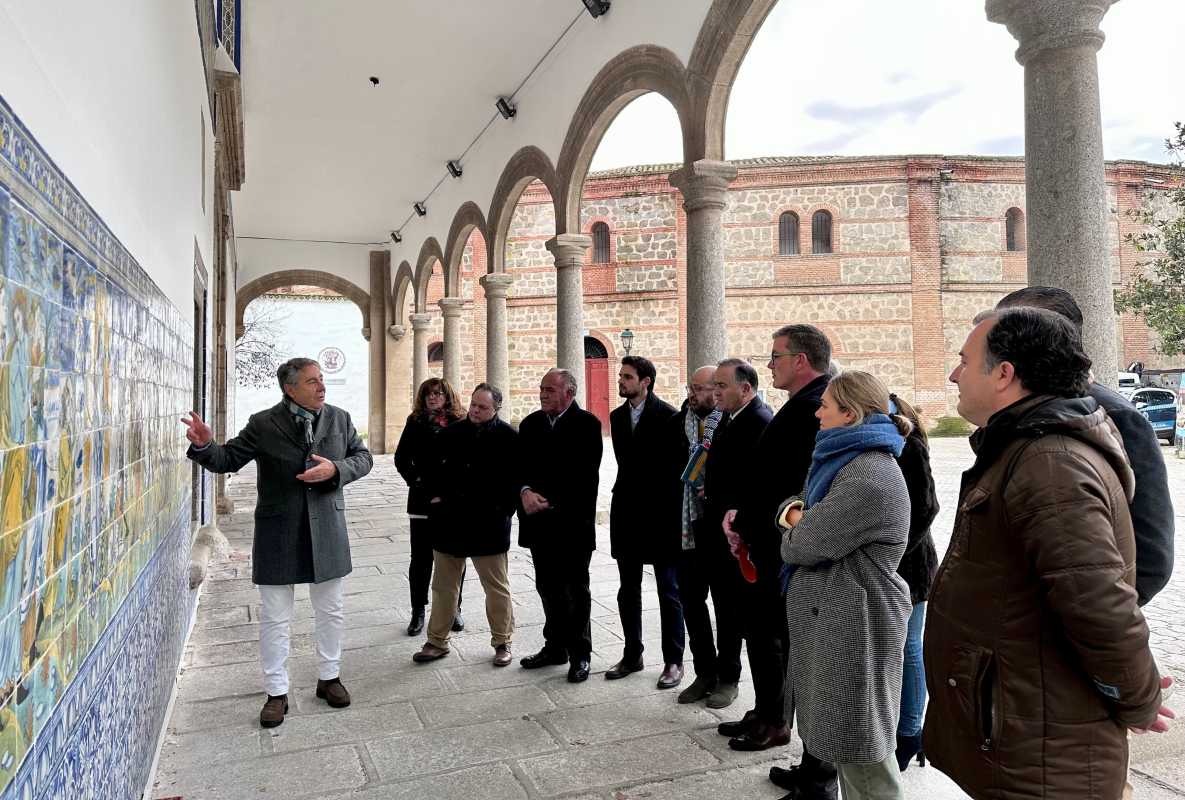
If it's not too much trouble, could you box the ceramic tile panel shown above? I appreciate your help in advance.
[0,94,200,800]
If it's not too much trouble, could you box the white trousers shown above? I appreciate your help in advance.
[257,578,344,696]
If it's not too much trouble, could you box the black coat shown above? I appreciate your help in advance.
[609,392,678,563]
[730,379,826,578]
[702,397,774,564]
[895,430,939,604]
[658,402,709,545]
[517,402,604,554]
[393,412,454,515]
[425,417,519,558]
[1088,382,1175,605]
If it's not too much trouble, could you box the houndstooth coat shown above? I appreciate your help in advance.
[779,450,911,764]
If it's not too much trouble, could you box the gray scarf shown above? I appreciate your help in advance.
[681,407,722,549]
[286,399,318,448]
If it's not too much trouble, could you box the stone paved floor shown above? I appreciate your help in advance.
[151,438,1185,800]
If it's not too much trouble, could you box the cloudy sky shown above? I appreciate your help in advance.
[591,0,1184,171]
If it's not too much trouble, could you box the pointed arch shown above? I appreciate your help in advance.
[391,260,415,328]
[486,145,562,275]
[554,45,692,235]
[443,201,490,295]
[413,237,445,313]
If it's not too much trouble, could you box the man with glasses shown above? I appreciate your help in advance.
[727,325,837,792]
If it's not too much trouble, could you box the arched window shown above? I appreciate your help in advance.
[584,336,608,359]
[1005,207,1026,252]
[778,212,800,256]
[591,221,611,264]
[811,210,833,254]
[427,341,444,363]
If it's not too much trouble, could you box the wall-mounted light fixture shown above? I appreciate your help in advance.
[495,97,517,120]
[582,0,611,18]
[413,202,428,217]
[390,230,402,244]
[620,327,634,355]
[446,160,463,179]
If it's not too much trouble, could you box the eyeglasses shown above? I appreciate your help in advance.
[762,351,803,362]
[426,389,445,397]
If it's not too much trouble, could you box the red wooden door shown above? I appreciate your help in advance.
[585,357,610,434]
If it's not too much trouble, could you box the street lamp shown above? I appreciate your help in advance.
[620,328,634,355]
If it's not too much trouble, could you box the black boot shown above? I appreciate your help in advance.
[895,733,924,771]
[407,606,425,636]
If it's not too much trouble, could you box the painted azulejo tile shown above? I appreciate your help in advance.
[0,92,199,800]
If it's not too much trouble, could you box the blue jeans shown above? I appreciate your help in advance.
[898,602,927,737]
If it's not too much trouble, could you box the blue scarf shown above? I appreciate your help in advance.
[804,414,905,508]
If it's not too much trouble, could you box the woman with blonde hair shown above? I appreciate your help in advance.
[776,370,912,800]
[394,377,466,635]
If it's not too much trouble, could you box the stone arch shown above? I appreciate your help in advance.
[442,201,490,296]
[413,237,445,313]
[686,0,782,163]
[554,45,693,235]
[486,145,562,275]
[235,269,371,340]
[391,261,415,327]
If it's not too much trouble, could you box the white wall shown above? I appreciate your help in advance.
[235,296,370,434]
[236,237,373,291]
[0,0,214,314]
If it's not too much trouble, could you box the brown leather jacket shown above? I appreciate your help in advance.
[923,395,1162,800]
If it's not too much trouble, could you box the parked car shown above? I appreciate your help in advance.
[1117,371,1140,399]
[1131,387,1178,444]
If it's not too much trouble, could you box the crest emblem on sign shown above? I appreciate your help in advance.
[318,347,346,374]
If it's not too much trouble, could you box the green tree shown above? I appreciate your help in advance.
[1115,122,1185,356]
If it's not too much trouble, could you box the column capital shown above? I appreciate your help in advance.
[669,159,738,212]
[545,234,592,270]
[387,324,406,341]
[987,0,1115,65]
[438,297,465,318]
[361,327,372,342]
[409,313,432,331]
[478,272,515,298]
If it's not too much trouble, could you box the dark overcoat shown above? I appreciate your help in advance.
[517,402,603,554]
[426,417,519,558]
[608,393,678,563]
[187,402,373,585]
[393,412,453,515]
[701,397,773,563]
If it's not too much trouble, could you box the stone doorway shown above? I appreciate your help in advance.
[584,336,610,433]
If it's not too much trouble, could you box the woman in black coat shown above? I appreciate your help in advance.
[889,393,940,771]
[394,377,465,635]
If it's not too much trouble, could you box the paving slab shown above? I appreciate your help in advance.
[365,718,559,782]
[267,701,422,752]
[153,744,366,800]
[414,684,555,728]
[543,691,721,745]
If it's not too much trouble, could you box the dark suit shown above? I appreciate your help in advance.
[609,393,683,664]
[518,402,603,661]
[731,377,826,730]
[394,412,456,609]
[188,401,373,585]
[701,397,773,686]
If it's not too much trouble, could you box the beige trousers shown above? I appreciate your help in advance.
[427,550,514,649]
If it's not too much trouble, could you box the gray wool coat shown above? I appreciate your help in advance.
[779,450,911,765]
[188,401,373,585]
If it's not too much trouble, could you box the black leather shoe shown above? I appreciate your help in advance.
[729,722,790,752]
[657,663,684,689]
[604,656,644,680]
[717,709,758,737]
[769,765,838,799]
[406,606,425,636]
[520,649,568,669]
[895,733,925,771]
[567,660,590,682]
[451,611,465,632]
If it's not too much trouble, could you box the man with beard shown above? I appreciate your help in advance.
[607,355,683,688]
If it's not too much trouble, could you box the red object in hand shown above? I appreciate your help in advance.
[734,540,758,583]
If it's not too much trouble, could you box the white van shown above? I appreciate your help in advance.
[1118,372,1140,399]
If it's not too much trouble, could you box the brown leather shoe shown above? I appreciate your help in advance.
[316,677,351,708]
[260,694,288,728]
[657,663,684,689]
[412,642,450,663]
[729,722,791,751]
[493,644,512,667]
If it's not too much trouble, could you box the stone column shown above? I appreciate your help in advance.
[410,312,432,396]
[368,251,389,454]
[988,0,1120,383]
[545,234,591,407]
[438,297,465,389]
[386,322,412,443]
[479,273,514,414]
[669,160,738,371]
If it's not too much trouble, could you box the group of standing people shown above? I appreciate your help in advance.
[184,285,1175,800]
